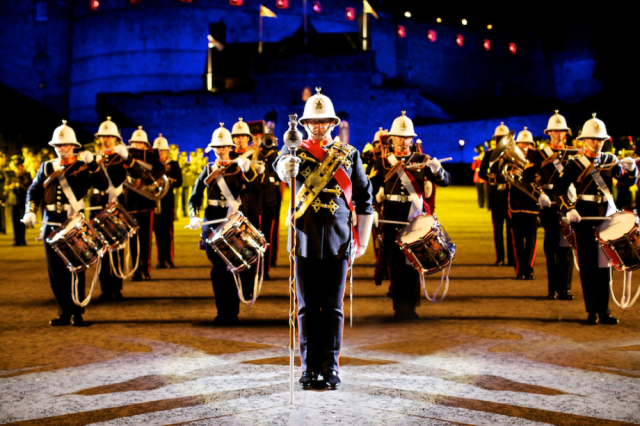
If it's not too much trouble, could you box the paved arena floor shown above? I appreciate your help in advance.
[1,186,639,425]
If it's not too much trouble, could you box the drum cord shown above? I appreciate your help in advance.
[609,268,640,309]
[231,252,265,306]
[419,262,451,303]
[109,234,139,280]
[71,260,101,307]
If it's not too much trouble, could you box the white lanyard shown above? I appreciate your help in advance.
[209,163,241,216]
[97,155,123,203]
[577,155,617,216]
[543,146,564,173]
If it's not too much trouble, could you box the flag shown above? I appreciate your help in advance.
[363,0,378,19]
[260,5,277,18]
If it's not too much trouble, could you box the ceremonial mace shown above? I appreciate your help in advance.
[283,113,303,405]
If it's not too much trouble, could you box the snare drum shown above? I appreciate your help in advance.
[46,214,106,272]
[396,214,455,275]
[206,212,268,272]
[596,210,640,271]
[90,201,139,251]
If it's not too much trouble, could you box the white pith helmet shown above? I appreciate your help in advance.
[515,127,535,145]
[373,127,388,142]
[95,116,122,140]
[231,118,253,140]
[544,110,570,134]
[49,120,81,147]
[576,113,610,140]
[298,87,341,126]
[206,123,235,152]
[388,111,417,138]
[129,126,150,146]
[153,133,169,150]
[493,122,510,138]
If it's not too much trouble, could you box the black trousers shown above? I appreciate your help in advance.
[132,210,154,276]
[540,206,574,294]
[509,212,538,276]
[98,252,123,294]
[12,205,26,245]
[489,190,514,264]
[475,183,486,208]
[383,234,420,314]
[153,208,175,265]
[261,203,279,270]
[44,238,85,317]
[203,222,255,318]
[296,256,348,373]
[574,222,611,315]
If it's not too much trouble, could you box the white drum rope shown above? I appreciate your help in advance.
[419,262,451,303]
[610,267,640,309]
[232,252,264,306]
[71,259,101,307]
[109,234,139,280]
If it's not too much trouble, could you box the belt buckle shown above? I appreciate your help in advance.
[401,195,408,202]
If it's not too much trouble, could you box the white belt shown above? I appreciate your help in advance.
[579,194,605,202]
[46,204,73,213]
[543,184,554,189]
[208,199,241,207]
[386,194,412,202]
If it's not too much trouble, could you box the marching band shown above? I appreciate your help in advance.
[13,89,640,390]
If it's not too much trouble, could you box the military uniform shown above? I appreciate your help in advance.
[11,162,32,245]
[260,141,282,270]
[230,147,265,228]
[189,124,261,323]
[552,115,638,324]
[25,122,109,323]
[124,145,165,280]
[479,145,515,266]
[370,151,450,316]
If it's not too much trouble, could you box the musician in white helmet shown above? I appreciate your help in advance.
[152,134,182,269]
[521,111,577,299]
[229,118,266,230]
[552,114,637,325]
[125,126,165,281]
[91,117,146,301]
[273,88,373,390]
[508,128,539,280]
[479,122,515,267]
[369,112,451,319]
[23,121,109,326]
[188,124,260,325]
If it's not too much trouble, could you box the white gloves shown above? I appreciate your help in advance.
[236,158,251,173]
[355,214,374,258]
[565,209,581,223]
[79,151,94,164]
[373,210,379,227]
[375,187,385,203]
[538,193,552,208]
[426,157,442,175]
[255,163,266,174]
[113,144,129,160]
[277,155,301,180]
[22,212,36,226]
[620,157,637,172]
[188,217,203,230]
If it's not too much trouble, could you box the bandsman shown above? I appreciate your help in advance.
[259,133,282,277]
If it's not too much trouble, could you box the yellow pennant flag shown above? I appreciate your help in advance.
[260,5,277,18]
[363,0,378,19]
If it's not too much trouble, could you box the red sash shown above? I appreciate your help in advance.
[300,140,359,251]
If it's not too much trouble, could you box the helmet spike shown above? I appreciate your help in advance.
[62,120,67,125]
[401,111,406,116]
[138,125,143,130]
[220,122,224,128]
[555,110,559,114]
[315,87,322,95]
[592,113,597,118]
[238,117,243,122]
[524,127,528,130]
[107,116,112,121]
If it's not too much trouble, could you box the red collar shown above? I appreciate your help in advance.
[584,149,600,159]
[235,147,250,154]
[305,139,330,147]
[60,156,77,166]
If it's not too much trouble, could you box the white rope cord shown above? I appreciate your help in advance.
[610,267,640,309]
[232,252,264,306]
[349,259,353,328]
[71,259,101,307]
[573,249,580,271]
[109,234,139,280]
[419,262,451,303]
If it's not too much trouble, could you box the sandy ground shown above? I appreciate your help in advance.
[0,186,639,425]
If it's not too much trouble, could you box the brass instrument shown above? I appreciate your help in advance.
[497,133,539,201]
[124,159,170,201]
[293,139,355,220]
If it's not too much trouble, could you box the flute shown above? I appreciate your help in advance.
[405,157,453,169]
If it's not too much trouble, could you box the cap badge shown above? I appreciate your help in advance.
[594,122,601,131]
[556,118,562,124]
[59,130,65,137]
[315,98,324,111]
[400,120,407,131]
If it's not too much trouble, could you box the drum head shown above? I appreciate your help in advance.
[598,212,637,240]
[218,212,242,234]
[48,215,85,243]
[398,215,435,243]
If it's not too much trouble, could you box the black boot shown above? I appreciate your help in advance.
[585,313,598,325]
[324,370,341,390]
[49,315,71,326]
[557,291,574,301]
[299,371,318,390]
[71,314,90,327]
[598,313,619,325]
